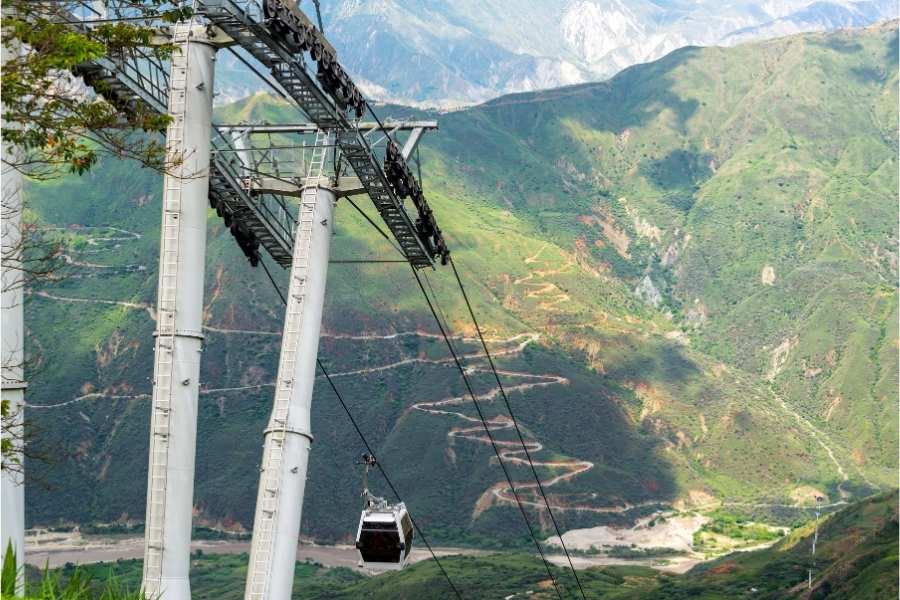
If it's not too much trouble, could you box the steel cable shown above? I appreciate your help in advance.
[408,265,565,600]
[338,178,570,599]
[448,255,588,600]
[258,256,464,599]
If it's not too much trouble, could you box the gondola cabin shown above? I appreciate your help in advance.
[355,501,413,571]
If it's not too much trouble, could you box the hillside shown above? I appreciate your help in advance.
[417,19,900,488]
[23,22,898,548]
[643,489,899,599]
[36,491,900,599]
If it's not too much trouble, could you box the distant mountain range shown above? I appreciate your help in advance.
[215,0,898,106]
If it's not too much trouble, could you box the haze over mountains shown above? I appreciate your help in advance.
[216,0,899,106]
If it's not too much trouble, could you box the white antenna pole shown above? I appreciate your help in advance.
[141,20,216,600]
[244,132,335,600]
[1,31,26,596]
[0,160,25,597]
[809,497,822,589]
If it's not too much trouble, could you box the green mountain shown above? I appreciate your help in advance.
[641,490,899,599]
[24,22,898,547]
[419,20,899,489]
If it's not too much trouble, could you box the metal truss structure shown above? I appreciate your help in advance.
[42,2,451,599]
[63,0,445,270]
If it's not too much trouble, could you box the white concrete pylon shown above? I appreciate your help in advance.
[1,31,26,597]
[141,20,216,600]
[1,122,26,600]
[244,167,336,598]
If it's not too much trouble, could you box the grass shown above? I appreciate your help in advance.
[605,546,685,559]
[691,511,784,555]
[3,547,144,600]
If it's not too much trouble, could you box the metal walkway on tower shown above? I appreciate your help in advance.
[195,0,441,268]
[62,0,446,270]
[61,6,298,267]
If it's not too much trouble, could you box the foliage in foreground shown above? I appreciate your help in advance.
[26,553,362,600]
[2,1,193,178]
[2,546,143,600]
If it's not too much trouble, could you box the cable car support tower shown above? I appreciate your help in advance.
[52,1,448,599]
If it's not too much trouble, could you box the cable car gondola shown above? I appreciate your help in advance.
[354,454,414,571]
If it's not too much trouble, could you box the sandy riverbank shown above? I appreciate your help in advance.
[24,530,488,572]
[24,530,705,574]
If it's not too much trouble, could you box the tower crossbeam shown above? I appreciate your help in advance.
[59,8,300,266]
[196,0,437,268]
[59,1,442,269]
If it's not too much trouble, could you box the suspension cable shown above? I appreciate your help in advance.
[337,191,566,597]
[225,47,291,100]
[264,181,565,596]
[448,255,588,600]
[316,359,463,600]
[344,196,405,257]
[412,144,581,596]
[259,257,287,304]
[330,259,409,264]
[408,265,564,600]
[311,0,325,33]
[258,256,464,599]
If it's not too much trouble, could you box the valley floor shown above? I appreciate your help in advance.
[24,533,482,571]
[23,532,712,574]
[23,492,898,599]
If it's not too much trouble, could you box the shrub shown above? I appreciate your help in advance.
[1,546,145,600]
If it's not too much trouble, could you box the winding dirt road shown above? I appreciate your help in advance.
[33,226,860,519]
[25,226,643,516]
[29,287,607,515]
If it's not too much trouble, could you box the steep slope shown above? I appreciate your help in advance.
[643,490,899,599]
[360,489,898,599]
[416,20,899,489]
[298,489,899,598]
[23,24,896,546]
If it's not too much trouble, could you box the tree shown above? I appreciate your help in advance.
[0,0,203,309]
[1,0,193,466]
[1,0,194,180]
[1,399,24,478]
[0,0,201,323]
[1,7,192,581]
[0,0,195,360]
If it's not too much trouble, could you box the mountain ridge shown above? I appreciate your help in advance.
[216,0,898,107]
[23,23,897,547]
